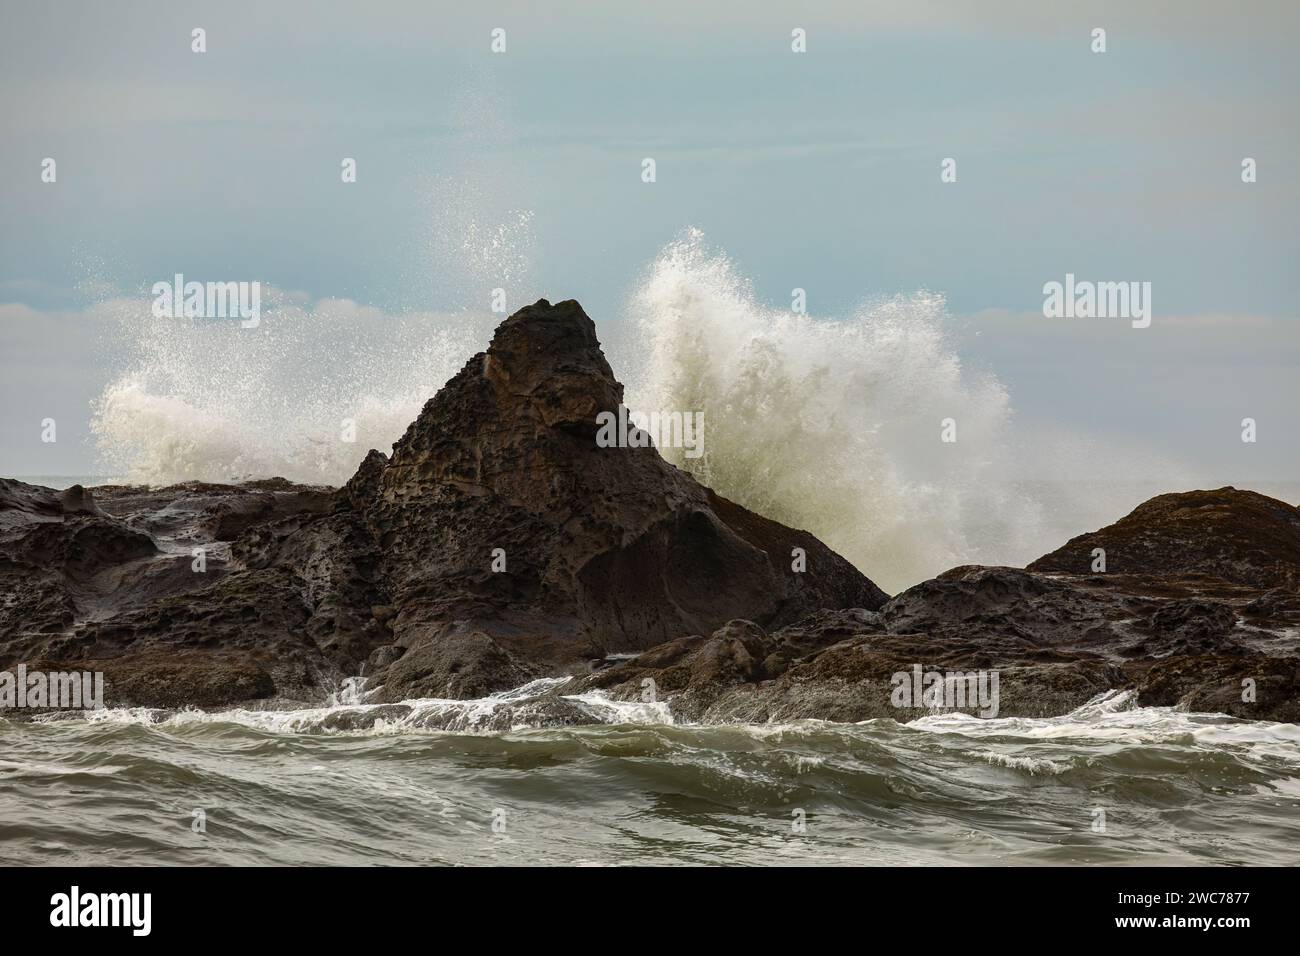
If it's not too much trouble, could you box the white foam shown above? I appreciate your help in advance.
[90,294,492,485]
[559,690,675,726]
[75,679,673,736]
[978,751,1071,775]
[906,689,1300,765]
[621,230,1057,592]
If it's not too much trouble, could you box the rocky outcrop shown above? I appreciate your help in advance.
[378,627,540,701]
[0,480,158,638]
[559,489,1300,723]
[563,555,1299,723]
[1136,655,1300,722]
[0,300,885,711]
[565,611,1119,722]
[1028,487,1300,587]
[357,299,886,698]
[2,301,1296,722]
[1,477,356,709]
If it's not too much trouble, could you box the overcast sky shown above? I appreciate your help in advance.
[1,0,1297,482]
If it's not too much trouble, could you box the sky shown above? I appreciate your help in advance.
[1,0,1297,483]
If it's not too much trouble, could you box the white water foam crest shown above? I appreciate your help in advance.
[90,292,493,485]
[74,679,675,736]
[621,229,1049,593]
[907,689,1300,765]
[978,752,1072,775]
[54,683,1298,768]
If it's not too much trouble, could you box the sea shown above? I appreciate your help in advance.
[2,686,1298,866]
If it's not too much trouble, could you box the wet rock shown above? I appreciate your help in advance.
[1148,600,1237,640]
[700,650,1124,725]
[473,695,605,732]
[563,552,1300,724]
[234,511,390,673]
[310,704,414,732]
[1135,655,1300,722]
[377,628,539,702]
[1,479,160,637]
[881,566,1129,648]
[0,479,104,519]
[352,299,886,695]
[3,310,1298,723]
[1243,588,1300,623]
[407,693,603,732]
[91,479,335,546]
[1119,599,1251,657]
[94,653,277,709]
[570,615,1131,724]
[1029,487,1300,588]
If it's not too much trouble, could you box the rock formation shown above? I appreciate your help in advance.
[1,300,885,710]
[1,301,1296,723]
[571,490,1300,722]
[354,299,886,700]
[1029,486,1300,587]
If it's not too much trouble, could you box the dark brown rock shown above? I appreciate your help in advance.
[565,612,1129,723]
[1135,655,1300,722]
[1029,487,1300,587]
[0,302,887,708]
[1,476,372,709]
[355,299,887,698]
[377,627,539,702]
[4,310,1298,724]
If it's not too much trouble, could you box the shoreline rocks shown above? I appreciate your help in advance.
[2,300,1297,723]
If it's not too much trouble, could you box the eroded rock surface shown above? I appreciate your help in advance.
[2,304,1296,723]
[1028,487,1300,587]
[1,300,884,710]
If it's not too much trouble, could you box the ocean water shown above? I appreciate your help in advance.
[3,689,1297,866]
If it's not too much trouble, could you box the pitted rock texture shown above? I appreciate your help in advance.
[2,304,1295,720]
[1,300,886,710]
